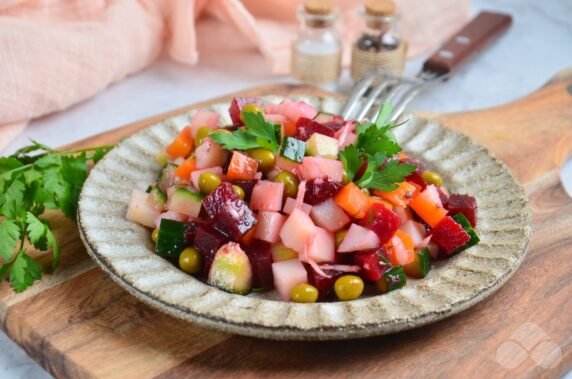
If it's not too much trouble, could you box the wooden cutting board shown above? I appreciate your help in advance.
[1,73,571,379]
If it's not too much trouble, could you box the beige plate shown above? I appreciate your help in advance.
[77,95,532,340]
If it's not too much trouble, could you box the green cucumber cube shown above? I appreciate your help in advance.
[280,137,305,163]
[451,213,480,255]
[404,248,431,278]
[376,266,407,293]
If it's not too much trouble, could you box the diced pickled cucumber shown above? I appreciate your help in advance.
[376,266,406,293]
[147,185,167,211]
[403,248,431,278]
[208,242,253,295]
[451,213,480,255]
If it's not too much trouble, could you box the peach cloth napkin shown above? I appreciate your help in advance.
[0,0,470,151]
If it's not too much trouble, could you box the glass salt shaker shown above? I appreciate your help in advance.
[291,0,342,91]
[351,0,407,81]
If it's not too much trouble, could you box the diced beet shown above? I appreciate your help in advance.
[360,203,401,244]
[306,266,345,301]
[406,171,427,190]
[430,216,471,255]
[303,176,343,205]
[294,117,335,141]
[194,224,230,276]
[353,252,383,282]
[322,116,346,131]
[228,97,264,125]
[202,183,257,240]
[231,179,258,201]
[445,194,478,227]
[243,240,274,289]
[183,219,204,245]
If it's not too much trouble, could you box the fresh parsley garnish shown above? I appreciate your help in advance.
[210,112,281,153]
[0,141,114,292]
[338,104,416,192]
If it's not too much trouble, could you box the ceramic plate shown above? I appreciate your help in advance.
[77,95,532,340]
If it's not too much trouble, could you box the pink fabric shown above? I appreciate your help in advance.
[0,0,470,151]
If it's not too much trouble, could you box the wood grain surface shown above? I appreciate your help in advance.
[1,76,571,378]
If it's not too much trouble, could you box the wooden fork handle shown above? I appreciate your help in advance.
[422,11,512,75]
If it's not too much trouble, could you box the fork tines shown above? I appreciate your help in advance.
[342,69,435,123]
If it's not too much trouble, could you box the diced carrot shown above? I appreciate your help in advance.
[398,152,410,160]
[334,183,371,219]
[166,129,194,158]
[409,194,448,228]
[394,230,414,252]
[226,151,259,181]
[284,119,297,137]
[175,159,197,180]
[373,181,417,208]
[384,230,415,266]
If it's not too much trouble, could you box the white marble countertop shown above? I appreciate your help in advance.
[2,0,571,377]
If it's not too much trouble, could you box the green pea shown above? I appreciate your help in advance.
[248,148,276,173]
[274,171,300,198]
[240,103,264,122]
[334,229,348,248]
[231,184,245,200]
[422,170,443,187]
[334,275,364,301]
[290,283,319,303]
[179,247,202,274]
[195,127,212,146]
[198,172,222,194]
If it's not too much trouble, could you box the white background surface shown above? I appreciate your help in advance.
[2,0,572,377]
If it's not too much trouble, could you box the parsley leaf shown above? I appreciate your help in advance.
[9,251,42,292]
[355,122,401,157]
[210,112,281,153]
[0,220,21,261]
[0,141,113,292]
[26,212,48,251]
[357,158,417,192]
[0,177,26,219]
[210,130,260,151]
[375,102,393,128]
[338,144,362,182]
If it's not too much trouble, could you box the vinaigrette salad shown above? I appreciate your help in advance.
[126,97,479,303]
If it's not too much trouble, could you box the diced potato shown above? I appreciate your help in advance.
[305,133,339,159]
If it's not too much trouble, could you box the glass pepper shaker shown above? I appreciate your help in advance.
[351,0,407,81]
[291,0,342,90]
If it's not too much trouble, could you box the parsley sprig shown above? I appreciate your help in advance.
[210,112,281,153]
[339,104,416,192]
[0,141,114,292]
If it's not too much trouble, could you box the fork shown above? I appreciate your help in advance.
[342,11,513,122]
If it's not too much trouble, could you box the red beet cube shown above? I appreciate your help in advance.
[430,216,471,255]
[303,176,343,205]
[353,252,383,282]
[306,266,344,301]
[360,203,401,244]
[229,97,264,125]
[445,194,478,227]
[243,240,274,289]
[406,171,427,190]
[202,183,257,240]
[183,220,204,245]
[295,117,335,141]
[194,224,230,276]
